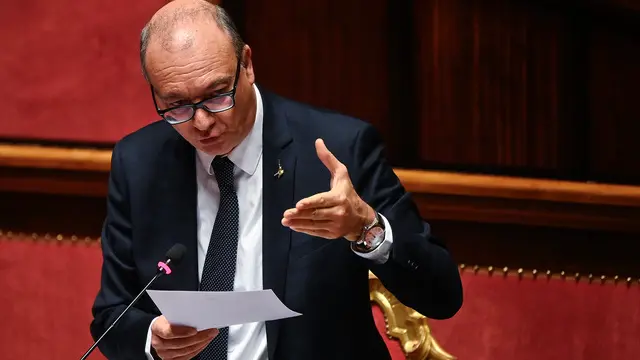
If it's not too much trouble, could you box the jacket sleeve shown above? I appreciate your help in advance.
[352,124,463,319]
[90,141,157,359]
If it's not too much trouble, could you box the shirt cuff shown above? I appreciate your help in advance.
[351,213,393,264]
[145,316,160,360]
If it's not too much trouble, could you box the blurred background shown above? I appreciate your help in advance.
[0,0,639,359]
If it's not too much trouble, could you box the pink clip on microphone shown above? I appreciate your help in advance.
[157,261,172,275]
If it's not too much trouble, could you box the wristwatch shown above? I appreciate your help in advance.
[352,211,385,253]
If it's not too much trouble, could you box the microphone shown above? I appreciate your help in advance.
[80,243,187,360]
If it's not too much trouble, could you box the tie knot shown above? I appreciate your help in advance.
[211,156,235,188]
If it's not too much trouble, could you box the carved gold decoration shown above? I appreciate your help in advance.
[369,272,456,360]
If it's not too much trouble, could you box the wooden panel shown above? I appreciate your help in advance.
[396,168,640,207]
[0,192,106,237]
[588,19,640,184]
[0,167,108,197]
[430,219,640,279]
[1,143,639,277]
[413,0,584,177]
[2,193,637,278]
[236,0,394,150]
[586,0,640,13]
[2,144,639,232]
[414,192,640,233]
[0,144,111,171]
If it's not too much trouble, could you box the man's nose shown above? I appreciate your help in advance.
[192,108,215,131]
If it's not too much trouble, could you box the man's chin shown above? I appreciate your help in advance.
[197,140,233,156]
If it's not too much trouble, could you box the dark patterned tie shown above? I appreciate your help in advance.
[198,156,239,360]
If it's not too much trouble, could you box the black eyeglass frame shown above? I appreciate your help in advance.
[150,58,242,125]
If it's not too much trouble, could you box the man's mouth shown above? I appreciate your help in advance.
[200,135,221,144]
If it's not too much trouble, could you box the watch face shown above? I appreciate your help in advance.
[365,226,384,243]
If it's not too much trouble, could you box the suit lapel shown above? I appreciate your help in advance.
[261,89,295,359]
[153,133,199,291]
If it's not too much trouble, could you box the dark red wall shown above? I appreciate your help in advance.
[2,0,638,185]
[0,0,165,144]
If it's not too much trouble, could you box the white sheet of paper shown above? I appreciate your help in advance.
[146,289,302,331]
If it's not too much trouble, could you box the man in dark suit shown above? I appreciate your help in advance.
[90,1,463,359]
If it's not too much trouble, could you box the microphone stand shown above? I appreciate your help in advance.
[80,268,167,360]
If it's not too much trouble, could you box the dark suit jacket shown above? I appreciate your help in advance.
[90,88,463,360]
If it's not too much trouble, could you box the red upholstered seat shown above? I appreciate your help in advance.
[12,232,640,360]
[427,267,640,360]
[0,234,106,360]
[0,233,456,360]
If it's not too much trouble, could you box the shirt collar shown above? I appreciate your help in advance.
[197,84,264,176]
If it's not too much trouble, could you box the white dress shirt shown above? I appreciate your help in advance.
[145,84,393,359]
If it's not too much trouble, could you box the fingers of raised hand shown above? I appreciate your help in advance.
[283,207,334,220]
[287,228,335,239]
[295,191,344,210]
[286,223,338,239]
[282,207,351,239]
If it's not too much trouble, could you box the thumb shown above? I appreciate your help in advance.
[315,138,343,176]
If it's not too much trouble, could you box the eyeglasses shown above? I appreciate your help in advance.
[151,59,242,125]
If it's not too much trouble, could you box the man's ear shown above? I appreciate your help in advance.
[242,44,256,84]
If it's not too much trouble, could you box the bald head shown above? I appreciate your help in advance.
[140,0,244,81]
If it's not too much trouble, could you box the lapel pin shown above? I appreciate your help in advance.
[274,159,284,179]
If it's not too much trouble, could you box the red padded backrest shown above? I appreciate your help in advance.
[428,269,640,360]
[0,236,408,360]
[0,236,105,360]
[7,234,638,360]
